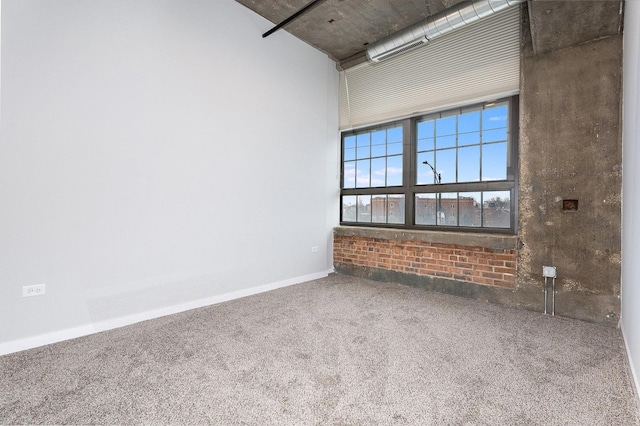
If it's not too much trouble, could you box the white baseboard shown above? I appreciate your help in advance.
[0,269,333,356]
[620,318,640,407]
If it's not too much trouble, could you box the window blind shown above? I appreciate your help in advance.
[339,6,520,130]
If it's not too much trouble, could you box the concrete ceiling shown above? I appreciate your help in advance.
[235,0,624,69]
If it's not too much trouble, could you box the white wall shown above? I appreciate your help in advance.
[622,0,640,398]
[0,0,339,353]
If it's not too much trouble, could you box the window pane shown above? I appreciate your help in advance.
[459,192,481,227]
[356,159,370,188]
[344,135,356,149]
[483,104,508,144]
[417,119,434,139]
[436,134,456,149]
[344,147,355,161]
[436,116,456,136]
[458,131,479,147]
[372,130,386,145]
[418,137,434,152]
[357,195,371,223]
[483,104,508,130]
[343,161,356,189]
[387,142,402,156]
[458,145,480,183]
[342,196,356,222]
[436,149,456,184]
[387,155,403,186]
[483,191,510,228]
[371,195,387,223]
[371,144,386,157]
[415,194,436,225]
[459,111,480,134]
[388,195,405,224]
[482,142,507,181]
[437,192,458,226]
[482,128,507,143]
[357,133,370,146]
[387,126,402,143]
[357,145,370,159]
[371,157,386,187]
[417,151,436,185]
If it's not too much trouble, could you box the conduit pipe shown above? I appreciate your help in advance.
[262,0,328,38]
[366,0,524,63]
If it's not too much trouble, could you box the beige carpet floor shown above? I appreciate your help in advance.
[1,273,639,425]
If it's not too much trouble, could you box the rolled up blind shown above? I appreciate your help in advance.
[339,6,520,130]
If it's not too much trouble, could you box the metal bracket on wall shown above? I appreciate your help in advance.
[543,266,557,315]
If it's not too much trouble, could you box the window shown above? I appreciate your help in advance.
[342,124,403,189]
[340,97,518,233]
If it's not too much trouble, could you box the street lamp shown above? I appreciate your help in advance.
[423,160,443,224]
[422,160,441,184]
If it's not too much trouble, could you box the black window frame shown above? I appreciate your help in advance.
[340,96,519,234]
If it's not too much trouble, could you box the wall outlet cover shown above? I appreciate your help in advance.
[23,284,46,297]
[542,266,557,278]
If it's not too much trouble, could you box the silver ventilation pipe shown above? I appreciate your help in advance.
[366,0,524,63]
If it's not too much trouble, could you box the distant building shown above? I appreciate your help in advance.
[344,195,509,227]
[483,199,510,228]
[371,196,405,224]
[415,196,478,226]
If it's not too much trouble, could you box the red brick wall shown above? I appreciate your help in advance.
[334,234,516,289]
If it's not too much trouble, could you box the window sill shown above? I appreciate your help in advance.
[334,226,517,250]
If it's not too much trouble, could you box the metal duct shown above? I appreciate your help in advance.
[366,0,524,63]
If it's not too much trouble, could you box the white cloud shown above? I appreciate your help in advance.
[344,166,356,184]
[373,166,402,176]
[345,165,400,187]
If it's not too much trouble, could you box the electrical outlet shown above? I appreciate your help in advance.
[23,284,46,297]
[311,246,319,253]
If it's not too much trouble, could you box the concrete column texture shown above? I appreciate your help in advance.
[518,6,622,324]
